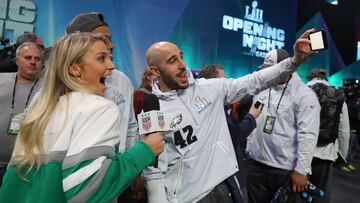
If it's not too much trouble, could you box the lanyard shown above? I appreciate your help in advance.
[11,74,39,113]
[267,79,290,115]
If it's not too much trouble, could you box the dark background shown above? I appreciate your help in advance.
[297,0,360,66]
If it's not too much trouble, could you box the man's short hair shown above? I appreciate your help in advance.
[16,33,43,49]
[15,42,43,57]
[307,68,327,81]
[199,64,224,79]
[66,12,108,34]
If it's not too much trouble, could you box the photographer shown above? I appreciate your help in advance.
[0,33,44,73]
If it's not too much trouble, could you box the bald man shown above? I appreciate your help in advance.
[0,42,43,186]
[142,29,317,203]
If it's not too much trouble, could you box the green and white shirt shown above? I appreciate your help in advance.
[0,92,155,203]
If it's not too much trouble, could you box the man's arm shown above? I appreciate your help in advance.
[227,112,256,146]
[228,101,261,145]
[338,102,350,158]
[210,29,316,104]
[291,91,320,192]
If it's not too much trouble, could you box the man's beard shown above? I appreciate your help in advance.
[160,70,188,91]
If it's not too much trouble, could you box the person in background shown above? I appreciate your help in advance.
[133,66,156,117]
[198,64,225,78]
[348,95,360,136]
[199,64,243,203]
[0,33,45,73]
[246,49,320,203]
[143,29,317,203]
[0,42,44,186]
[230,94,257,156]
[66,12,145,203]
[229,94,258,202]
[199,64,263,203]
[66,11,138,153]
[0,32,164,203]
[307,68,350,203]
[345,95,360,171]
[127,67,157,203]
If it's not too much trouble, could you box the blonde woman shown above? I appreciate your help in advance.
[0,33,164,203]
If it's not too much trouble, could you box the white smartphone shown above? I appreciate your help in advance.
[308,30,328,51]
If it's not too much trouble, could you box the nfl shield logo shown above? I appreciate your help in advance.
[157,112,165,129]
[142,113,151,131]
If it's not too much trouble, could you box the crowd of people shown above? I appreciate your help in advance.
[0,11,358,203]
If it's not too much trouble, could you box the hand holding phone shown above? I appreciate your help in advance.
[250,100,264,119]
[308,30,328,51]
[254,100,264,110]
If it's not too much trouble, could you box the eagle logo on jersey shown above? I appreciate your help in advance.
[170,114,182,129]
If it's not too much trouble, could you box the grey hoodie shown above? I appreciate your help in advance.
[246,73,320,175]
[144,58,300,203]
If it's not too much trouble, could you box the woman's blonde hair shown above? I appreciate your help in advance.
[13,32,109,176]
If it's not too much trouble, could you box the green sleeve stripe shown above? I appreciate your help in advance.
[62,159,93,179]
[64,170,94,200]
[85,141,155,203]
[63,156,107,192]
[65,141,155,203]
[67,159,111,202]
[63,146,115,169]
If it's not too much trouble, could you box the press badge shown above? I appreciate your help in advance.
[263,115,276,134]
[7,113,25,135]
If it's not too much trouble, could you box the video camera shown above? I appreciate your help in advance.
[0,37,18,61]
[341,79,360,101]
[0,36,52,63]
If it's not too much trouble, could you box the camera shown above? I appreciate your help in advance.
[341,79,360,101]
[0,37,17,61]
[0,44,17,60]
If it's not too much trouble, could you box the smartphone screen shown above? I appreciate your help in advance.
[255,101,261,108]
[254,100,264,109]
[308,30,328,51]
